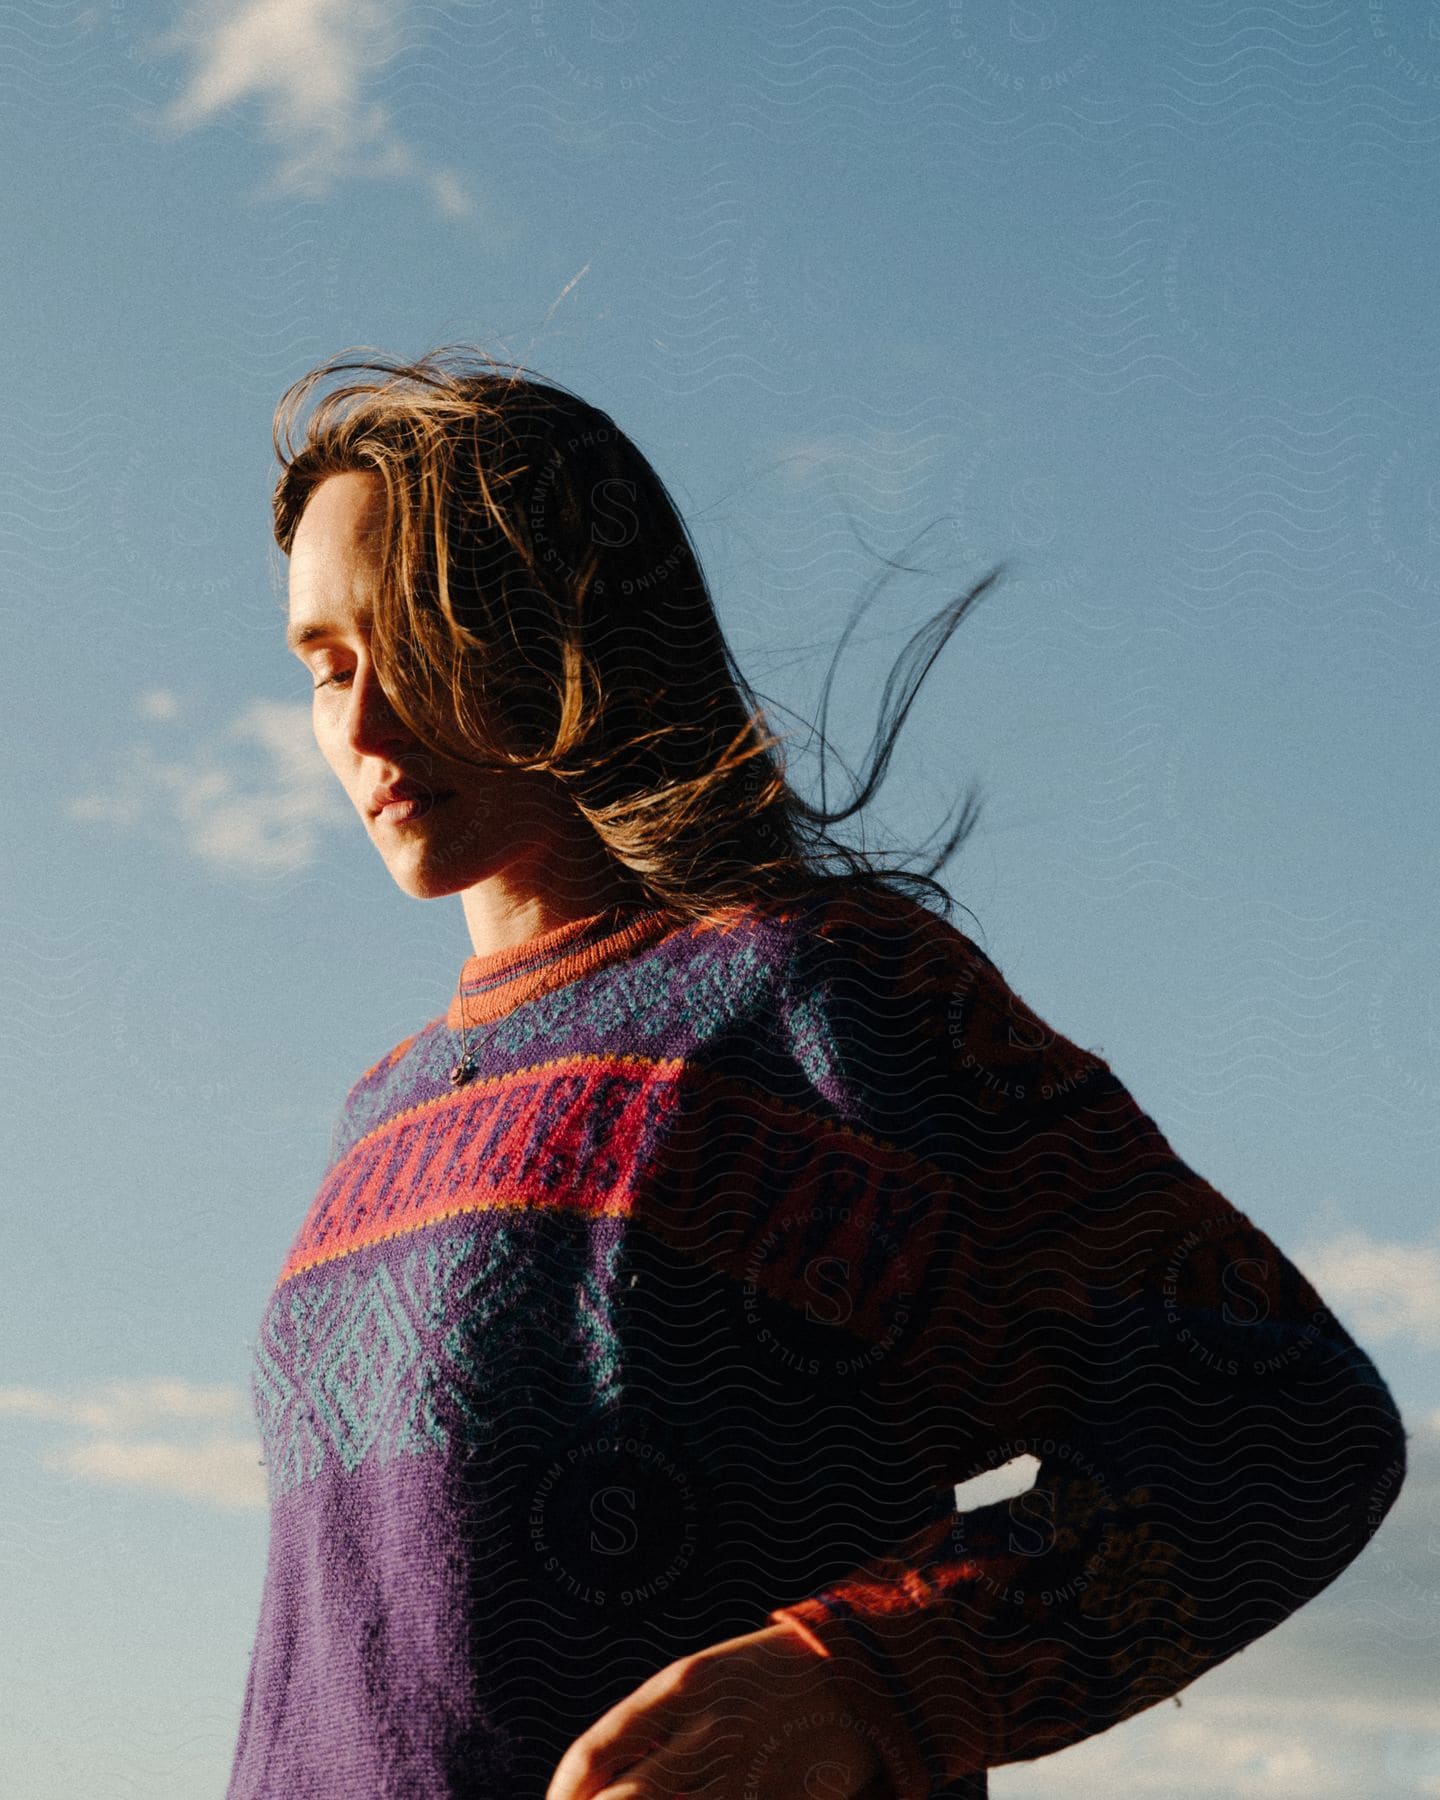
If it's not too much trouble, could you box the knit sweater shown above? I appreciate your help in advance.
[225,887,1408,1800]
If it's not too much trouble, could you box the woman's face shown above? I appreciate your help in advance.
[286,469,568,901]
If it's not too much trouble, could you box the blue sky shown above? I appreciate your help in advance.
[3,2,1438,1794]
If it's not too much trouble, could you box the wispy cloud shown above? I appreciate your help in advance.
[994,1701,1440,1799]
[994,1409,1440,1798]
[66,691,351,876]
[143,0,475,218]
[0,1378,250,1432]
[0,1378,265,1512]
[42,1435,266,1511]
[137,686,184,723]
[1295,1228,1440,1350]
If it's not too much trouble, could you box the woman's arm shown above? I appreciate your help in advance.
[767,926,1409,1792]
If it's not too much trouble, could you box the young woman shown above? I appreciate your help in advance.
[227,348,1408,1800]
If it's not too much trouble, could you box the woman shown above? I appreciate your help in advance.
[228,347,1408,1800]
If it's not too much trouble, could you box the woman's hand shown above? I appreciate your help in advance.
[544,1620,895,1800]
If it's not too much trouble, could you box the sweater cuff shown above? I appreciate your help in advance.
[768,1598,939,1800]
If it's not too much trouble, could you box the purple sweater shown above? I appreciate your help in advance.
[226,888,1407,1798]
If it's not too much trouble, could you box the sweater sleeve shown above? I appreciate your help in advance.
[767,932,1410,1796]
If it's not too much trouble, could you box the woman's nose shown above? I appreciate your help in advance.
[345,659,418,758]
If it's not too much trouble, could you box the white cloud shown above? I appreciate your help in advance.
[990,1410,1440,1798]
[65,695,352,876]
[1294,1229,1440,1350]
[771,435,848,483]
[990,1701,1439,1799]
[989,1688,1440,1800]
[0,1377,250,1433]
[0,1378,266,1513]
[143,0,475,218]
[770,432,925,506]
[137,687,183,723]
[42,1434,266,1512]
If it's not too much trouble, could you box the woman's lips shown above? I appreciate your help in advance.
[376,791,455,825]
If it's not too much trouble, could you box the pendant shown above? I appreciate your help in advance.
[449,1055,477,1086]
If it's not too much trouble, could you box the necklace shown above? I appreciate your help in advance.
[449,966,497,1085]
[447,901,651,1088]
[449,1010,486,1086]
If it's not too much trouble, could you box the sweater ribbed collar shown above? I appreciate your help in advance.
[445,901,684,1030]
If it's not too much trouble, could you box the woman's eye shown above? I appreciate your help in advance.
[314,669,353,691]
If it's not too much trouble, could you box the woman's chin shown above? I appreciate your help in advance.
[382,854,477,902]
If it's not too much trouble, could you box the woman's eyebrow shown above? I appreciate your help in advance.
[286,611,373,652]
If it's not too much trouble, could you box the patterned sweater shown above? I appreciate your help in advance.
[226,887,1408,1800]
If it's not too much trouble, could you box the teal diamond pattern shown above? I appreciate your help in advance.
[253,1222,626,1496]
[307,1263,423,1474]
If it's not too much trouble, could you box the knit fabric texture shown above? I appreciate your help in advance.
[226,886,1408,1800]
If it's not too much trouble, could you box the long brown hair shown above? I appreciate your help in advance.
[272,345,1001,929]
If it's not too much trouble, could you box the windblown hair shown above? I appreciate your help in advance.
[272,345,1001,929]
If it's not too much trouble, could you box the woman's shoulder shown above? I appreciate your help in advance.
[776,881,1111,1125]
[322,1017,448,1170]
[770,878,997,1024]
